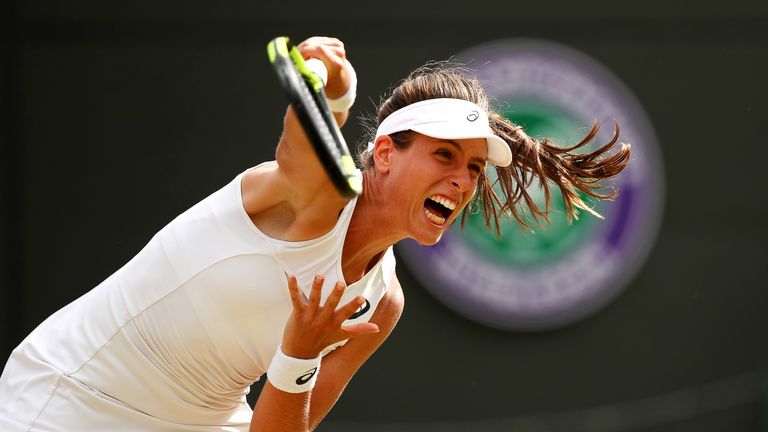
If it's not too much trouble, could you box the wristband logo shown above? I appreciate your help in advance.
[296,367,318,385]
[398,39,664,331]
[348,298,371,320]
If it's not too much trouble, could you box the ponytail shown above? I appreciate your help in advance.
[362,61,631,236]
[469,115,631,235]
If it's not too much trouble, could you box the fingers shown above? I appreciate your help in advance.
[320,282,346,317]
[297,37,346,69]
[296,36,349,100]
[283,274,378,357]
[286,274,369,325]
[333,295,366,326]
[306,275,324,315]
[341,322,380,337]
[286,276,303,311]
[297,36,344,57]
[298,39,344,54]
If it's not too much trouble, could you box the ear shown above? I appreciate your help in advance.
[373,135,395,174]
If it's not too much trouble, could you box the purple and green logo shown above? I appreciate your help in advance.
[397,39,664,331]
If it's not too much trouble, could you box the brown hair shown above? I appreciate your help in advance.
[359,62,631,235]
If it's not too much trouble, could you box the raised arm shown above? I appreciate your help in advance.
[241,37,350,241]
[241,37,355,239]
[275,36,354,205]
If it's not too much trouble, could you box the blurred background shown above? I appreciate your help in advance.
[2,1,767,431]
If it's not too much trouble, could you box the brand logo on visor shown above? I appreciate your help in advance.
[467,110,479,122]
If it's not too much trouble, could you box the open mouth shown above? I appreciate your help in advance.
[423,195,457,226]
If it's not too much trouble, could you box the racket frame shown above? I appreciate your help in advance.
[267,37,362,198]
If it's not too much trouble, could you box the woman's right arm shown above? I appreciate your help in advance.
[241,37,354,235]
[274,37,354,204]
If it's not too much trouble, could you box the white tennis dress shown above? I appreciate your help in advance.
[0,166,395,431]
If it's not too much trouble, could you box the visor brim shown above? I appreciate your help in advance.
[410,124,512,167]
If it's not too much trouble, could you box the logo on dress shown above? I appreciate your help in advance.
[348,298,371,320]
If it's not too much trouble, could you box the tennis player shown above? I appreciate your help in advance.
[0,36,630,431]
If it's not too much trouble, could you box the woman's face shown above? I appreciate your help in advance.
[383,133,487,245]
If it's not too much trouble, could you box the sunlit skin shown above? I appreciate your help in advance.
[340,133,487,282]
[247,37,491,432]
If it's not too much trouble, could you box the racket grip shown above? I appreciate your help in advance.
[304,58,328,86]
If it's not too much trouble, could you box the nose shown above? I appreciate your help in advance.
[449,168,474,192]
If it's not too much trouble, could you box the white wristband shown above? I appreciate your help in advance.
[327,59,357,112]
[267,345,321,393]
[304,58,357,113]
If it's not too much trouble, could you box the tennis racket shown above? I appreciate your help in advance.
[266,36,362,198]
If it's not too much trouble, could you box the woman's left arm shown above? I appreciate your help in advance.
[308,274,404,430]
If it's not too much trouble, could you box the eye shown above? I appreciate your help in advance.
[467,164,483,180]
[435,149,453,160]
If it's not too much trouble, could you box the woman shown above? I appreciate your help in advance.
[0,37,629,431]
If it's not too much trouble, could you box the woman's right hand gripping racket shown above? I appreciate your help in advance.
[266,36,362,198]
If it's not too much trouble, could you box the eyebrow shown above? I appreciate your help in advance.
[443,140,488,166]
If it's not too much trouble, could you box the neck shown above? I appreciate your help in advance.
[341,170,407,283]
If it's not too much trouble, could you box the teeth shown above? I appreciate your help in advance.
[428,195,457,211]
[424,207,446,225]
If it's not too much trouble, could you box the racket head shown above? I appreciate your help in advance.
[267,36,362,198]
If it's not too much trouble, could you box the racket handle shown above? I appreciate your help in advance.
[304,58,328,86]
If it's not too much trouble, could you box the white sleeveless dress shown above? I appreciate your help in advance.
[0,166,396,431]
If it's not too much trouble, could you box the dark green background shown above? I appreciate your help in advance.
[2,1,767,431]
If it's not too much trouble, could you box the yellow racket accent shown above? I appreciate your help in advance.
[267,36,361,198]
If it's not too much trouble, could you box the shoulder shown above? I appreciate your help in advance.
[241,161,287,213]
[240,161,350,240]
[241,159,349,209]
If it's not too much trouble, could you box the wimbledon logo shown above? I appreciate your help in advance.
[397,39,664,331]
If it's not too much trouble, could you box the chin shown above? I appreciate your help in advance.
[412,232,443,246]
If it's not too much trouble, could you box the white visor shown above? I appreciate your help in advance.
[373,98,512,167]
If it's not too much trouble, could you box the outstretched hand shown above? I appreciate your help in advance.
[282,275,379,359]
